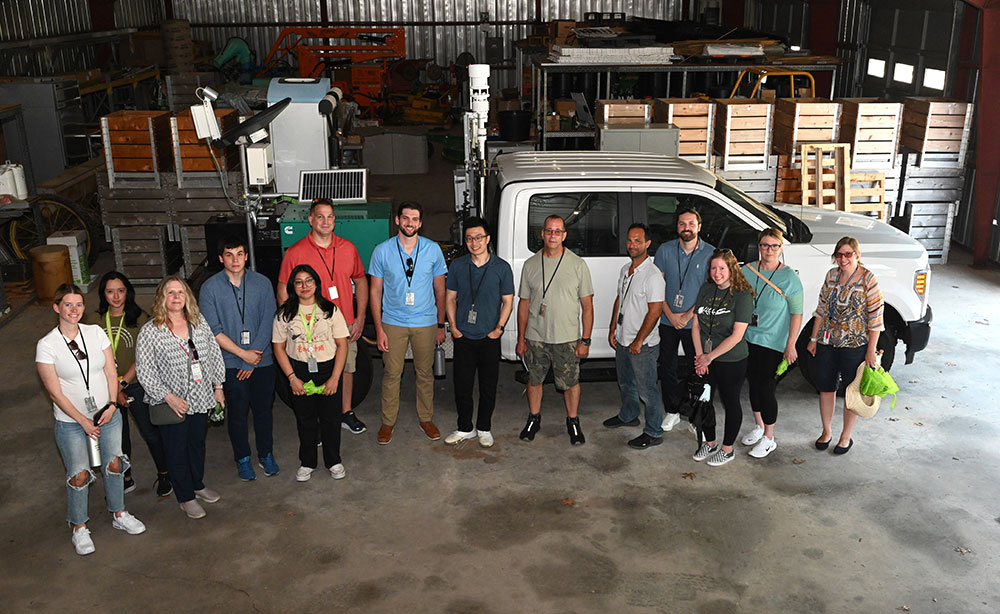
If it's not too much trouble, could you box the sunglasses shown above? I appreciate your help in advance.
[405,257,414,276]
[67,339,87,360]
[835,251,855,259]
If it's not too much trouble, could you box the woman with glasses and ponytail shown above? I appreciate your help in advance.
[806,237,884,455]
[739,228,804,459]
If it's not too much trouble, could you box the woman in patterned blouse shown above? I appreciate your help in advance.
[136,276,226,519]
[805,237,884,455]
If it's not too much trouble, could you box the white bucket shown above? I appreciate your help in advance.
[0,160,27,199]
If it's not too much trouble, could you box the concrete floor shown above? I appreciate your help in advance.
[2,147,999,612]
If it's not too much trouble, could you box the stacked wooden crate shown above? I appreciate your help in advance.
[171,108,240,172]
[101,110,173,175]
[110,225,183,283]
[595,100,651,124]
[900,97,974,168]
[713,99,773,171]
[838,98,902,169]
[772,98,841,158]
[652,98,714,167]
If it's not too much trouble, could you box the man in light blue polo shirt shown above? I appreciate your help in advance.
[369,201,448,445]
[653,207,714,429]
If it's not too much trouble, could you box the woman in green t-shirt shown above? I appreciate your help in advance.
[84,271,171,498]
[690,249,754,467]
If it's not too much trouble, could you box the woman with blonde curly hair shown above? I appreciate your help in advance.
[690,249,755,467]
[136,275,227,519]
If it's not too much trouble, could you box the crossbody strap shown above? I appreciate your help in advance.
[746,263,786,299]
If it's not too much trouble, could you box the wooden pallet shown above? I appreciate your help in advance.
[773,98,841,159]
[838,98,902,169]
[900,97,974,168]
[800,143,851,209]
[111,225,183,283]
[98,170,242,230]
[652,98,715,167]
[713,99,773,171]
[847,172,886,220]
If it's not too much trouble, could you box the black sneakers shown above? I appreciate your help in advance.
[342,410,367,434]
[123,474,136,494]
[567,417,585,445]
[602,415,640,428]
[519,413,541,441]
[628,432,663,449]
[154,473,173,498]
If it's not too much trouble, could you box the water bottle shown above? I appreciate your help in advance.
[433,345,446,379]
[87,406,107,467]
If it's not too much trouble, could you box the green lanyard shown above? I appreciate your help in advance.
[105,311,124,357]
[298,304,317,344]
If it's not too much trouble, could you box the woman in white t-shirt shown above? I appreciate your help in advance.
[35,284,147,556]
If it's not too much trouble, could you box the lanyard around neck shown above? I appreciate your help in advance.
[468,255,490,307]
[105,311,124,356]
[61,330,91,392]
[230,276,246,326]
[828,266,860,320]
[396,238,420,289]
[540,249,565,300]
[299,304,318,344]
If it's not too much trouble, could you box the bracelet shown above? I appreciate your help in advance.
[809,337,818,342]
[213,385,223,390]
[287,373,297,380]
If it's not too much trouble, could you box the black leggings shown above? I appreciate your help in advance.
[705,358,747,447]
[746,343,784,426]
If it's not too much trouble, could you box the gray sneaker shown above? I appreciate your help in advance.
[692,442,718,462]
[707,448,735,467]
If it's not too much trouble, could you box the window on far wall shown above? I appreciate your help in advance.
[893,62,914,84]
[867,58,886,78]
[923,68,946,90]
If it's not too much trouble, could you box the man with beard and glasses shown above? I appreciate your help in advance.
[369,201,447,445]
[653,207,714,429]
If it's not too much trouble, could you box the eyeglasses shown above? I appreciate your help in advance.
[67,339,87,360]
[758,243,782,250]
[542,228,566,235]
[834,251,855,259]
[465,234,487,243]
[293,278,316,287]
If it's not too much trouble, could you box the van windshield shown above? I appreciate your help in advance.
[713,179,785,229]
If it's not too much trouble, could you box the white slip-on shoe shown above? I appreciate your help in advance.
[741,425,765,446]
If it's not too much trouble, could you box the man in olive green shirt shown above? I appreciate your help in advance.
[515,215,594,445]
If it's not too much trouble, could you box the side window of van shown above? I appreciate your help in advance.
[641,192,759,262]
[527,192,622,256]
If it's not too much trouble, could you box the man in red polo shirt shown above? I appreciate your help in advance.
[278,199,369,433]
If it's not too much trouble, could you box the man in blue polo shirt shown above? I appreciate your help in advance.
[200,235,279,481]
[369,201,448,445]
[654,207,714,429]
[444,217,514,448]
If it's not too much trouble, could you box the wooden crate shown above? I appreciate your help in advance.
[171,109,240,172]
[713,99,773,171]
[712,157,778,203]
[847,172,887,220]
[838,98,902,169]
[101,111,173,173]
[772,98,841,157]
[652,98,714,166]
[595,99,651,124]
[180,224,208,277]
[905,201,956,263]
[37,155,105,202]
[111,225,182,283]
[98,171,242,230]
[900,97,974,168]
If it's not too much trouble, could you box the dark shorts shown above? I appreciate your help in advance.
[524,340,580,390]
[813,344,867,392]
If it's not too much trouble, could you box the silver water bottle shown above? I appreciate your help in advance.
[434,345,446,379]
[87,406,108,467]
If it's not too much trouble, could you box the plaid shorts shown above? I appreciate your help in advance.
[524,339,580,390]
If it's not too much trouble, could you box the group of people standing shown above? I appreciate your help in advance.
[37,198,884,556]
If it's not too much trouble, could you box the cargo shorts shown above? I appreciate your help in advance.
[525,339,580,390]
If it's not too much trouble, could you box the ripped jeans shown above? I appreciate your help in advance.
[54,410,129,525]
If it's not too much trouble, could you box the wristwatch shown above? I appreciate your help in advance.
[437,323,445,329]
[580,337,591,346]
[496,325,505,332]
[119,378,128,389]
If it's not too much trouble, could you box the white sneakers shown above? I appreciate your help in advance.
[444,430,477,445]
[661,413,681,432]
[749,436,777,458]
[296,466,315,482]
[478,431,494,448]
[329,464,346,480]
[111,511,146,535]
[741,425,765,446]
[72,526,95,555]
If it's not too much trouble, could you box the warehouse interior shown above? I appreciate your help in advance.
[1,1,998,612]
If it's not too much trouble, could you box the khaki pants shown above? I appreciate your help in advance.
[381,323,437,425]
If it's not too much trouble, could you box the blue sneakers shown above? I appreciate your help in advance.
[236,456,256,481]
[258,452,279,477]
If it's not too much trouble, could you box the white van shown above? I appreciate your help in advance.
[486,152,932,383]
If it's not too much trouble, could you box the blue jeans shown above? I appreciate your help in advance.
[616,343,666,438]
[54,410,128,525]
[223,365,276,462]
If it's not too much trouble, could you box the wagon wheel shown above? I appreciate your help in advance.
[7,196,99,264]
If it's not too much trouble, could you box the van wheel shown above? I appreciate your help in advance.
[795,320,897,392]
[275,341,375,410]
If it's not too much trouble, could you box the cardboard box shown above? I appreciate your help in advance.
[46,230,92,289]
[552,99,577,117]
[552,20,577,43]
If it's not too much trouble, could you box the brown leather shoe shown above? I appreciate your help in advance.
[377,424,393,445]
[419,421,441,440]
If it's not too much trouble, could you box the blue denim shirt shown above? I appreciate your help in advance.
[199,269,277,369]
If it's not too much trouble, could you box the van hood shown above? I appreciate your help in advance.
[774,205,928,262]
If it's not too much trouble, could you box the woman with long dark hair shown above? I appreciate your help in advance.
[272,264,350,482]
[84,271,171,497]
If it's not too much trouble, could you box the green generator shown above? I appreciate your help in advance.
[279,201,391,270]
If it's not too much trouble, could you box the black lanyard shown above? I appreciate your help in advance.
[61,330,91,392]
[468,256,490,308]
[540,249,566,300]
[230,277,246,327]
[620,267,637,304]
[396,238,420,289]
[752,261,780,311]
[676,240,699,289]
[705,285,723,340]
[316,244,336,283]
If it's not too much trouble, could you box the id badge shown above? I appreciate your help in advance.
[750,313,759,327]
[617,313,624,326]
[240,330,251,345]
[539,303,546,317]
[405,291,415,306]
[191,361,204,382]
[307,356,319,373]
[822,330,831,344]
[84,396,98,413]
[673,294,684,309]
[329,285,339,300]
[704,339,713,353]
[467,310,477,325]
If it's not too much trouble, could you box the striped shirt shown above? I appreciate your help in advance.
[813,266,884,349]
[136,315,226,413]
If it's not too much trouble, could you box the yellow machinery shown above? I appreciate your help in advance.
[729,67,816,99]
